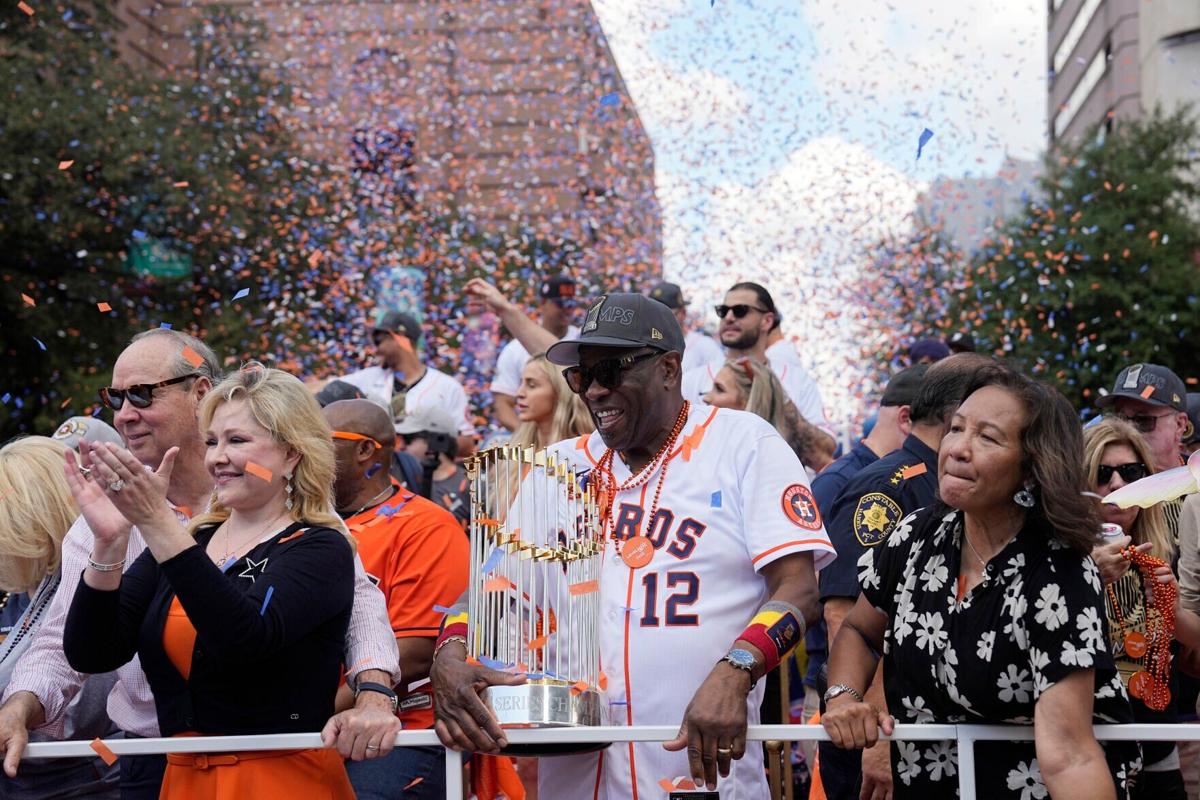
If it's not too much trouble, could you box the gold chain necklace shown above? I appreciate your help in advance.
[218,513,289,567]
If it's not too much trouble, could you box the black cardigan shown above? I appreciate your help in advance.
[64,521,353,737]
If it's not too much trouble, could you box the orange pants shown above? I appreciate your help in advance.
[161,747,354,799]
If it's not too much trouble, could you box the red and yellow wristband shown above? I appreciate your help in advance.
[736,603,806,674]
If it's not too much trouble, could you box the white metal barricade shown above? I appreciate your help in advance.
[23,722,1200,799]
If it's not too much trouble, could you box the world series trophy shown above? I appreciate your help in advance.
[464,446,605,729]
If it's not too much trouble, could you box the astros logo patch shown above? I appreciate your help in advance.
[781,484,822,530]
[854,492,901,547]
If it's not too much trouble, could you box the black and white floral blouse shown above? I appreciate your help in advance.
[858,504,1141,799]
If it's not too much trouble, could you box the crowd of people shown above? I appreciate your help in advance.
[0,273,1197,800]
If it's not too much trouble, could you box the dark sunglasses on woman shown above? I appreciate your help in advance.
[714,304,769,319]
[1096,462,1148,485]
[99,373,199,411]
[562,351,661,394]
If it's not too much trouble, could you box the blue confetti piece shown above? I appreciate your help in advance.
[710,490,721,508]
[609,700,629,706]
[0,394,8,404]
[432,604,453,615]
[132,229,148,240]
[159,322,172,329]
[232,288,250,301]
[599,92,620,107]
[916,127,934,160]
[365,462,383,479]
[258,585,275,616]
[481,546,505,574]
[479,656,508,671]
[33,337,46,351]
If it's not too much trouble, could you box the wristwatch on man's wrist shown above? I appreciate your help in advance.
[823,683,865,705]
[720,647,759,679]
[354,680,399,713]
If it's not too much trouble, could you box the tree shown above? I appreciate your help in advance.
[951,107,1200,409]
[1,3,340,438]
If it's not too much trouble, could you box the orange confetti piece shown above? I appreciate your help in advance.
[97,302,112,312]
[173,180,189,188]
[58,160,73,170]
[90,738,118,766]
[21,293,35,307]
[901,463,927,479]
[403,777,424,790]
[658,780,676,792]
[676,779,697,790]
[483,576,514,593]
[527,635,548,651]
[308,250,323,268]
[570,680,589,696]
[60,397,72,409]
[472,517,501,527]
[569,579,598,596]
[180,345,204,367]
[244,461,273,482]
[598,671,608,691]
[1141,385,1155,399]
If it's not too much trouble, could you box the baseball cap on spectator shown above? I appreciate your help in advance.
[315,380,366,407]
[1185,393,1200,445]
[647,281,685,310]
[946,331,976,353]
[394,406,459,437]
[909,338,951,363]
[1095,363,1187,412]
[52,416,124,451]
[539,275,577,304]
[880,365,928,407]
[546,293,685,366]
[373,310,422,344]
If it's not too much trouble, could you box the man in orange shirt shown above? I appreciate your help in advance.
[324,400,469,800]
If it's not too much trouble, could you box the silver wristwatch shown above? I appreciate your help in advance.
[720,647,758,675]
[823,683,865,704]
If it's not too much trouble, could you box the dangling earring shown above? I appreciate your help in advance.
[1014,482,1035,508]
[284,473,295,511]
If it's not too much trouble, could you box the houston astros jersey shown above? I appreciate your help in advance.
[532,403,836,799]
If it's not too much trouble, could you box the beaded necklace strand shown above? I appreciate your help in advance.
[1114,544,1176,711]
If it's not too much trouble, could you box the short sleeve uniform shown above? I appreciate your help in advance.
[534,404,836,799]
[859,505,1140,798]
[818,434,937,603]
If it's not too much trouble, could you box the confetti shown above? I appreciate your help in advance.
[527,635,548,651]
[180,346,204,367]
[403,777,424,791]
[916,127,935,160]
[97,302,112,312]
[58,160,74,170]
[244,462,274,482]
[901,463,927,479]
[483,576,514,593]
[89,739,118,766]
[569,579,599,596]
[20,294,35,307]
[480,545,505,574]
[232,288,250,301]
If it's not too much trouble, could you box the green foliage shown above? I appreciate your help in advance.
[950,106,1200,409]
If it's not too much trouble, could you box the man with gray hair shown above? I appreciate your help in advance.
[0,329,403,798]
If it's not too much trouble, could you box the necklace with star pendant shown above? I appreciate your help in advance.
[217,512,291,568]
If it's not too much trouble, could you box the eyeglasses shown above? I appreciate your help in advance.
[1096,462,1148,485]
[562,351,661,394]
[1116,411,1175,434]
[331,431,385,450]
[99,374,200,411]
[715,304,770,320]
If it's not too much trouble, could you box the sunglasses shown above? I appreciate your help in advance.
[562,351,661,394]
[331,431,385,450]
[715,304,770,320]
[1116,412,1174,434]
[99,373,199,411]
[1096,462,1148,485]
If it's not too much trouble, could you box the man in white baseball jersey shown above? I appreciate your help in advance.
[681,282,826,425]
[488,274,581,431]
[338,310,476,455]
[647,281,724,374]
[431,293,834,799]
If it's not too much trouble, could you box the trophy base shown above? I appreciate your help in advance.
[484,682,610,757]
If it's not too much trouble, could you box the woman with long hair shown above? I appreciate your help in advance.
[1084,418,1183,799]
[703,357,835,472]
[0,437,119,799]
[508,353,593,450]
[62,364,357,799]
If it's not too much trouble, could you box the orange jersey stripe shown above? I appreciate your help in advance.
[751,538,832,566]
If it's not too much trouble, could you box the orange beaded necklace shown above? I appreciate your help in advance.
[1113,545,1177,712]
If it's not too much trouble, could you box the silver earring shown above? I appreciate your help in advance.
[285,473,294,511]
[1014,484,1035,508]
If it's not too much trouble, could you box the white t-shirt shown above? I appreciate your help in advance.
[766,338,802,366]
[682,329,724,374]
[339,365,475,436]
[681,355,827,424]
[490,325,581,397]
[524,404,835,800]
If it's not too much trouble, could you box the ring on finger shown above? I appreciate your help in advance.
[365,744,380,751]
[716,747,732,755]
[108,479,126,492]
[79,466,92,477]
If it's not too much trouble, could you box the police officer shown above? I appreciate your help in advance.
[816,352,991,800]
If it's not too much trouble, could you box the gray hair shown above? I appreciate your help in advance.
[129,329,222,382]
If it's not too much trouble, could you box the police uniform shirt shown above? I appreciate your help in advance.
[818,433,938,602]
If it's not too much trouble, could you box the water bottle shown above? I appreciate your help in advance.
[1100,523,1124,541]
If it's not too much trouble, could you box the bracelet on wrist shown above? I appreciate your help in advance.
[88,557,126,573]
[434,635,467,661]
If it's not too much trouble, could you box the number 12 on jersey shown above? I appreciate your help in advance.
[640,571,699,627]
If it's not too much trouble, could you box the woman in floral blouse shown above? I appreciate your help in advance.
[823,366,1140,799]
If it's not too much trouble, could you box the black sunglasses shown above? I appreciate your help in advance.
[1096,462,1148,485]
[715,304,770,319]
[1115,411,1174,434]
[562,351,661,394]
[99,373,199,411]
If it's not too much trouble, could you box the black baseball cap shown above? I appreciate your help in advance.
[946,331,976,352]
[373,310,421,343]
[647,281,685,310]
[880,365,928,407]
[1184,393,1199,444]
[546,293,685,366]
[315,380,366,407]
[1096,363,1187,412]
[539,275,577,301]
[909,338,951,362]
